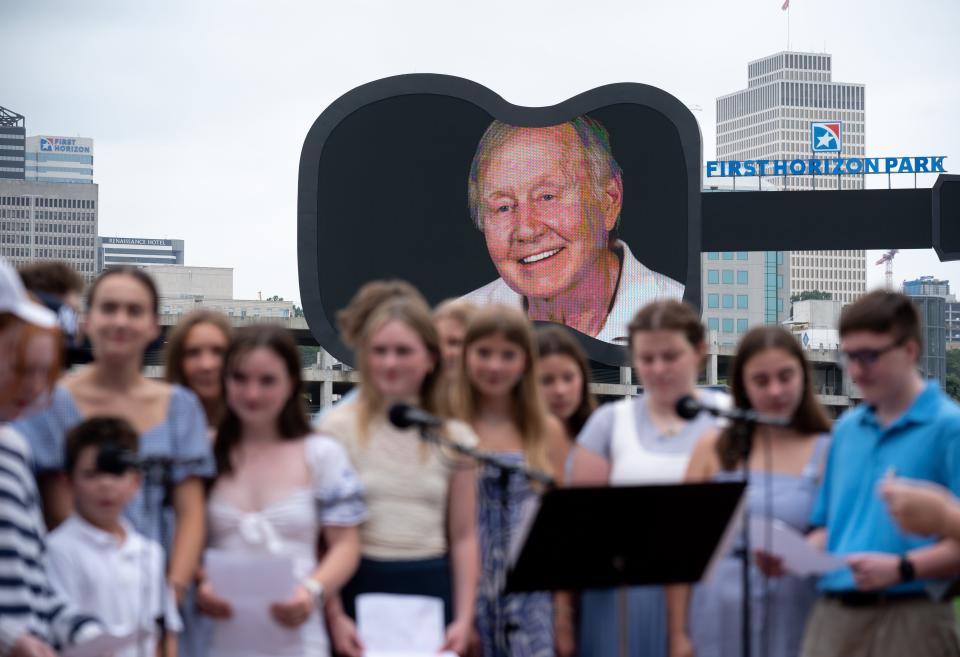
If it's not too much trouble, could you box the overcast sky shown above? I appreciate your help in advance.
[3,0,958,303]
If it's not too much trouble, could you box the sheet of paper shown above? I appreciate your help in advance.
[357,593,449,654]
[749,516,845,576]
[62,629,143,657]
[204,549,303,655]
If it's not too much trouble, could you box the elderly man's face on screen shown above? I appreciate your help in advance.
[475,124,622,301]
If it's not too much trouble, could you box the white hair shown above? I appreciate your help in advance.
[466,116,622,231]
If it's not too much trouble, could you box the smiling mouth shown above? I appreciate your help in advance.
[519,248,563,265]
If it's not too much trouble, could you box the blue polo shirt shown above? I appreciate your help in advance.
[811,380,960,592]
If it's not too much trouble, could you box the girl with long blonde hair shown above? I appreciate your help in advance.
[317,297,479,657]
[454,305,568,657]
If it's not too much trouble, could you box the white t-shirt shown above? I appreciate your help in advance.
[577,389,731,484]
[47,514,182,657]
[461,240,685,343]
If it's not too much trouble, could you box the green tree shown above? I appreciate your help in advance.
[946,350,960,401]
[299,345,321,367]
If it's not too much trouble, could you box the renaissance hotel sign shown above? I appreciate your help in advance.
[706,121,947,178]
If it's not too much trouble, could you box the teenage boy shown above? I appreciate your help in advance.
[47,417,181,657]
[801,290,960,656]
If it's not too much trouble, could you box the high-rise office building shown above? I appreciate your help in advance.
[716,52,867,305]
[25,136,94,184]
[0,180,98,282]
[902,276,960,350]
[97,236,185,271]
[901,277,948,382]
[701,249,791,346]
[909,295,946,384]
[0,106,26,181]
[904,276,951,298]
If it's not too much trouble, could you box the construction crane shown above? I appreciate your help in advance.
[875,249,899,290]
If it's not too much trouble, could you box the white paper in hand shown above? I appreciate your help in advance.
[204,549,303,655]
[357,593,456,657]
[749,516,845,576]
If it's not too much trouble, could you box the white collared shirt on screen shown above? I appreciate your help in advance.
[46,514,182,657]
[461,240,685,343]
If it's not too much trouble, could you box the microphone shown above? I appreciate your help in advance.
[388,402,444,430]
[388,403,556,488]
[674,395,791,427]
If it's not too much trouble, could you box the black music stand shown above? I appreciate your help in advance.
[506,482,746,657]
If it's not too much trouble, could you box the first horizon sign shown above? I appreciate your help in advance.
[706,119,947,178]
[706,155,947,178]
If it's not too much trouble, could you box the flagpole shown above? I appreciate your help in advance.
[787,4,791,50]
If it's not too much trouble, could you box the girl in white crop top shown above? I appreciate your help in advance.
[569,300,727,657]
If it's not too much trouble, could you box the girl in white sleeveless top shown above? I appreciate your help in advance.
[569,300,728,657]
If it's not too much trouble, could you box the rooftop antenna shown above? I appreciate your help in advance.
[782,0,791,51]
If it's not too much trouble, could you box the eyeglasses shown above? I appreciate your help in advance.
[839,338,906,368]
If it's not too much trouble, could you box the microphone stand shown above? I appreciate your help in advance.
[732,419,755,657]
[415,424,554,657]
[141,460,175,657]
[415,425,556,488]
[676,396,789,657]
[96,448,209,657]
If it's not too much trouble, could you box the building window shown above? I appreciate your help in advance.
[722,252,734,261]
[737,295,749,309]
[737,270,748,285]
[722,270,734,284]
[722,318,734,333]
[722,294,734,309]
[708,269,719,284]
[737,252,749,260]
[708,318,720,331]
[708,294,720,309]
[737,319,749,333]
[708,252,719,260]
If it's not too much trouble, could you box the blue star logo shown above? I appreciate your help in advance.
[811,122,842,153]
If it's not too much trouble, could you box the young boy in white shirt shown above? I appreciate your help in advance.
[46,417,182,657]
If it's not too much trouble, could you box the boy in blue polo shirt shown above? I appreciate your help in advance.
[801,291,960,657]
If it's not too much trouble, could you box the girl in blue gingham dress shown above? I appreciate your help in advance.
[475,454,553,657]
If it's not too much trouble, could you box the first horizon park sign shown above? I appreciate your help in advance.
[706,155,947,178]
[707,120,948,178]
